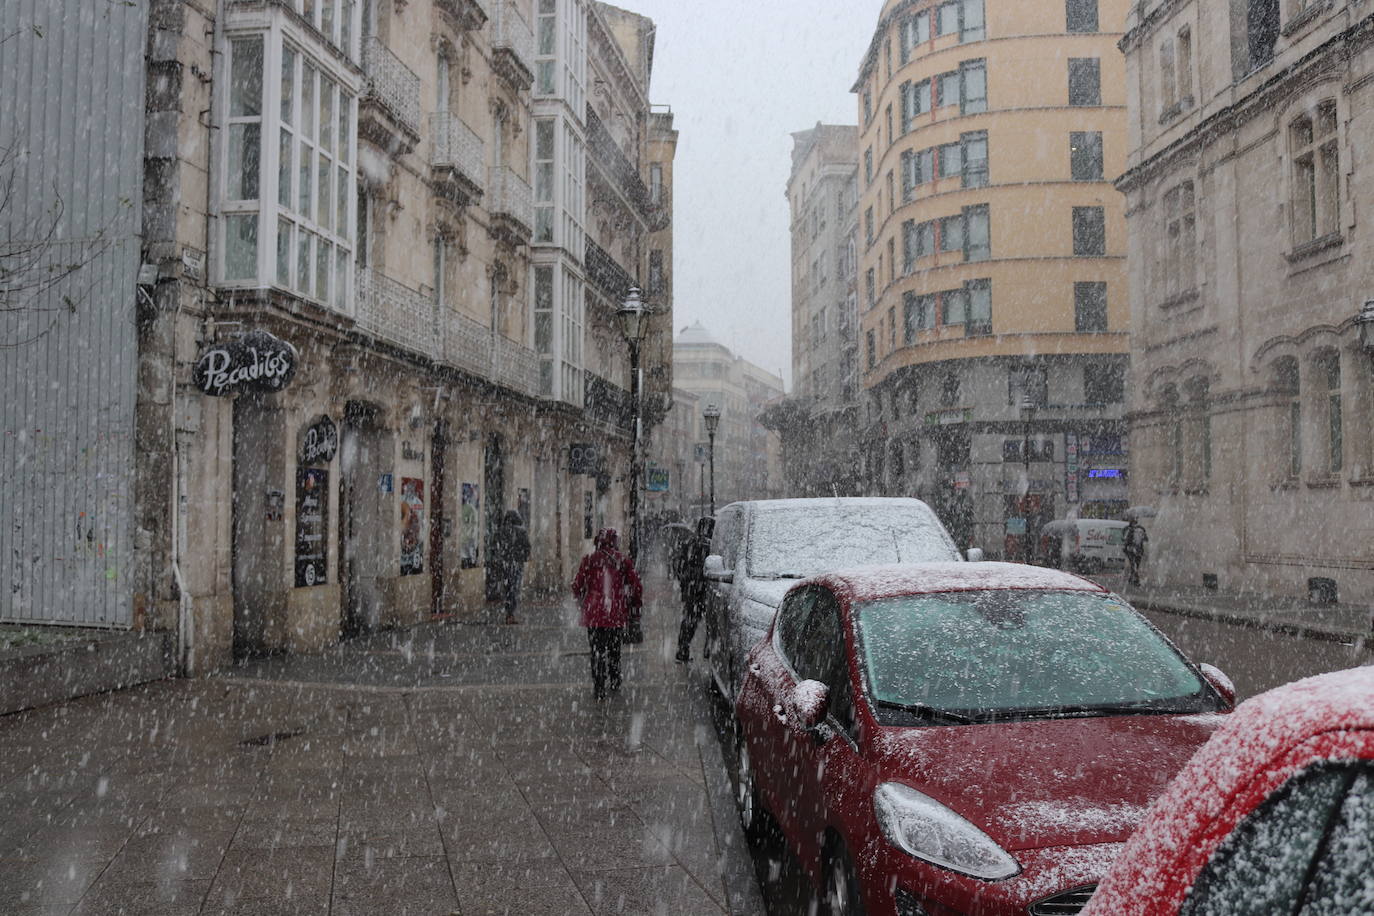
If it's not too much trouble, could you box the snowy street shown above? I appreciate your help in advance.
[0,568,764,915]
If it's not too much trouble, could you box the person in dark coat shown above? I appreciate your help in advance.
[675,516,715,663]
[572,528,643,700]
[491,509,531,624]
[1124,518,1149,587]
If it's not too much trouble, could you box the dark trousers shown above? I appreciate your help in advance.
[677,589,706,654]
[499,564,524,614]
[587,627,622,698]
[1126,552,1143,586]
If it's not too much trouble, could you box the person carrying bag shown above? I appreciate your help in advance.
[572,529,643,700]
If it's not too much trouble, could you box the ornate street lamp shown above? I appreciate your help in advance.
[615,287,650,565]
[703,403,721,515]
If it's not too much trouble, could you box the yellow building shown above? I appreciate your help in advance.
[855,0,1131,554]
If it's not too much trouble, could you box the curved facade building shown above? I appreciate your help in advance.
[854,0,1131,554]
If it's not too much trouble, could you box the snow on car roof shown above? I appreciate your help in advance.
[1083,665,1374,915]
[814,561,1106,599]
[720,496,937,512]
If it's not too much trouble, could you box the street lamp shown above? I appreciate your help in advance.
[1358,300,1374,365]
[703,403,721,515]
[615,286,650,565]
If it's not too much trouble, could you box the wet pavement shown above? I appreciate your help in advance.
[0,571,766,915]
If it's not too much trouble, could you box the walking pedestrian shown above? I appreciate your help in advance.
[491,509,531,624]
[1124,517,1149,586]
[572,528,643,700]
[675,516,715,663]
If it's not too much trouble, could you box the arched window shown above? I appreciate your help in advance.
[1273,357,1300,478]
[1314,350,1342,474]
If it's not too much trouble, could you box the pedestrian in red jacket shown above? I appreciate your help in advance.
[572,528,643,700]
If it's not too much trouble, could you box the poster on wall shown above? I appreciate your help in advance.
[518,488,530,526]
[460,483,480,568]
[400,477,425,576]
[294,467,329,587]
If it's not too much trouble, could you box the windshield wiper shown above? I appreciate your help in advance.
[875,699,976,725]
[992,701,1201,721]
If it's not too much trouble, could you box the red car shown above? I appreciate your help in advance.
[1083,664,1374,916]
[733,562,1235,916]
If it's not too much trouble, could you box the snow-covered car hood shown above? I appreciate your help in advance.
[872,712,1226,852]
[737,576,797,609]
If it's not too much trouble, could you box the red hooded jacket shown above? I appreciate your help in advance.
[572,529,643,628]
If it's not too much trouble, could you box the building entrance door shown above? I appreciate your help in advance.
[340,401,387,636]
[429,420,449,614]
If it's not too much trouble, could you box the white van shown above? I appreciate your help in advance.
[701,497,966,702]
[1041,519,1128,572]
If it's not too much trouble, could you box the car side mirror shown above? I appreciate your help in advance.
[966,547,984,562]
[703,554,732,583]
[787,680,831,736]
[1199,663,1236,708]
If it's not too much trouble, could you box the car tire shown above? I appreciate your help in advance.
[821,841,866,916]
[734,732,779,849]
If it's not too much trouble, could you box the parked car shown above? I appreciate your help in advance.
[733,562,1235,916]
[1039,518,1128,572]
[1083,664,1374,916]
[701,497,964,702]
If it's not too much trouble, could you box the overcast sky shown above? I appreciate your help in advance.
[627,0,876,390]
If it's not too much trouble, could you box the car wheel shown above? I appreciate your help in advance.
[734,732,779,848]
[821,842,866,916]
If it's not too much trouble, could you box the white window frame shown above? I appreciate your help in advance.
[214,9,361,317]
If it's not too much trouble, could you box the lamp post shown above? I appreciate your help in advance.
[703,403,721,515]
[615,287,649,565]
[1358,300,1374,363]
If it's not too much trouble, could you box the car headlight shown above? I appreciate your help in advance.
[873,782,1020,880]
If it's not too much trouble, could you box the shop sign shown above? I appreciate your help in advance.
[645,465,670,492]
[1086,468,1125,479]
[400,478,424,576]
[401,440,424,461]
[569,443,598,475]
[298,416,338,465]
[294,467,329,587]
[192,329,297,397]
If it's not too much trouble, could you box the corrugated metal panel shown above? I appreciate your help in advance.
[0,0,146,627]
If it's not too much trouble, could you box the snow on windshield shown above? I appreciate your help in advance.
[745,506,958,578]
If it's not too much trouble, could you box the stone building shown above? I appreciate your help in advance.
[761,124,865,498]
[1118,0,1374,599]
[670,324,785,512]
[853,0,1132,553]
[0,0,673,673]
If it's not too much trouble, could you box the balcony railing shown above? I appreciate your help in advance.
[585,371,634,432]
[358,268,539,395]
[487,165,533,240]
[430,112,486,199]
[355,268,441,361]
[361,37,421,139]
[435,0,489,31]
[585,107,651,214]
[490,0,534,90]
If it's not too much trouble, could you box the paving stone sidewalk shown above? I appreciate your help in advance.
[1107,574,1374,647]
[0,573,765,916]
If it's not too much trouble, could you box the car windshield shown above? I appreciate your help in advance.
[746,506,959,578]
[855,589,1215,723]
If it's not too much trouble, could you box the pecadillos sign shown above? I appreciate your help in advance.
[192,329,297,396]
